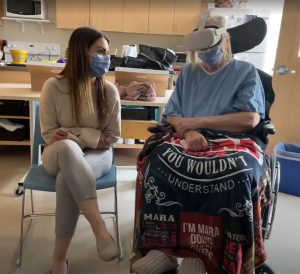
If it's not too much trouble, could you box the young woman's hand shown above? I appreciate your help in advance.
[183,130,208,152]
[97,133,112,149]
[53,129,68,142]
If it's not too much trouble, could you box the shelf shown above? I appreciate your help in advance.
[1,17,51,34]
[114,143,143,149]
[0,115,29,119]
[121,120,157,139]
[0,140,30,146]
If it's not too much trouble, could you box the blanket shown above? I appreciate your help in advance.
[132,127,269,274]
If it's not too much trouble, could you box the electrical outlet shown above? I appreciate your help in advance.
[5,40,61,56]
[39,43,61,56]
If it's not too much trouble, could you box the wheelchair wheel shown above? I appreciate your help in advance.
[266,155,280,239]
[261,154,281,240]
[15,185,24,196]
[255,263,275,274]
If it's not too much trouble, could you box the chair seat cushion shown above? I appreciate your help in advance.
[23,164,117,192]
[24,165,56,192]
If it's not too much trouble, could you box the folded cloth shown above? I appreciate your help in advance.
[116,81,156,101]
[132,250,178,274]
[0,118,24,132]
[178,258,207,274]
[116,84,127,98]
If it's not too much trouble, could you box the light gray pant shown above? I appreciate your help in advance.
[42,139,112,237]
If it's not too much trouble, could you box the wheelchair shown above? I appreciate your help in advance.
[131,17,280,274]
[229,19,281,273]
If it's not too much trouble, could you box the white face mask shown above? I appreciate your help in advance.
[89,53,111,77]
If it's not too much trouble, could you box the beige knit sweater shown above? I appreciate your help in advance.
[40,76,121,149]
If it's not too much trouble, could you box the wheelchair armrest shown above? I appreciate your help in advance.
[246,119,275,145]
[263,121,276,135]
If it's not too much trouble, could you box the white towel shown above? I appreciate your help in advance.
[0,119,24,132]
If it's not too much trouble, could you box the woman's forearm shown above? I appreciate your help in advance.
[190,112,260,132]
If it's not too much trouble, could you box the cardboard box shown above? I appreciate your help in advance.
[26,62,65,91]
[115,67,169,97]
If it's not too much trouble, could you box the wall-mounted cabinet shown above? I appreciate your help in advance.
[56,0,89,29]
[148,0,175,35]
[56,0,123,31]
[123,0,149,33]
[90,0,123,32]
[173,0,206,35]
[56,0,209,35]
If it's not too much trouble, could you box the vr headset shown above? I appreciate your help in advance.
[184,27,227,51]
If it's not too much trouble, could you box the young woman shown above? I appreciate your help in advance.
[40,27,121,274]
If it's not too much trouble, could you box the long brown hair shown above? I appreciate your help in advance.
[60,27,110,125]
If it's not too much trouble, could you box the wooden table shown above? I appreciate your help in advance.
[0,83,171,149]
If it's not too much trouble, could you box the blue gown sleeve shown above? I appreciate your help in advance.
[232,65,265,119]
[160,69,184,125]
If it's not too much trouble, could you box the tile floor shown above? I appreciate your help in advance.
[0,146,300,274]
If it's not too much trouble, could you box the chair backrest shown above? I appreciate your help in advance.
[31,102,116,165]
[256,68,275,121]
[32,102,45,165]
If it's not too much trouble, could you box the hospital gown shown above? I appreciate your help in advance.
[162,59,265,124]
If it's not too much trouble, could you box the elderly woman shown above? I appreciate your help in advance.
[132,13,266,274]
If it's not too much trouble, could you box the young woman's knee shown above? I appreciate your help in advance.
[57,139,84,160]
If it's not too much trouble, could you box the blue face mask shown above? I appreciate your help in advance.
[89,54,110,77]
[197,45,224,66]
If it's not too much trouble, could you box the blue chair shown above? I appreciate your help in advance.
[16,101,123,266]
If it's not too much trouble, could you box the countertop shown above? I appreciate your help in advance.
[0,83,39,100]
[0,64,28,71]
[0,83,171,106]
[0,64,115,76]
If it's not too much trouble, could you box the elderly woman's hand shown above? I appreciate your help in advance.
[167,116,196,138]
[183,130,208,152]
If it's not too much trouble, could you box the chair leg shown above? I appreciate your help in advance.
[114,186,123,260]
[16,190,26,267]
[30,189,34,214]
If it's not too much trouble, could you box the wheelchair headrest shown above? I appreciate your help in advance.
[227,17,267,54]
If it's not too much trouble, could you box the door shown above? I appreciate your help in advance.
[148,0,175,34]
[123,0,149,33]
[90,0,124,32]
[269,0,300,150]
[56,0,89,29]
[0,2,3,26]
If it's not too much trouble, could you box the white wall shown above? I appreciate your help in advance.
[238,0,284,74]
